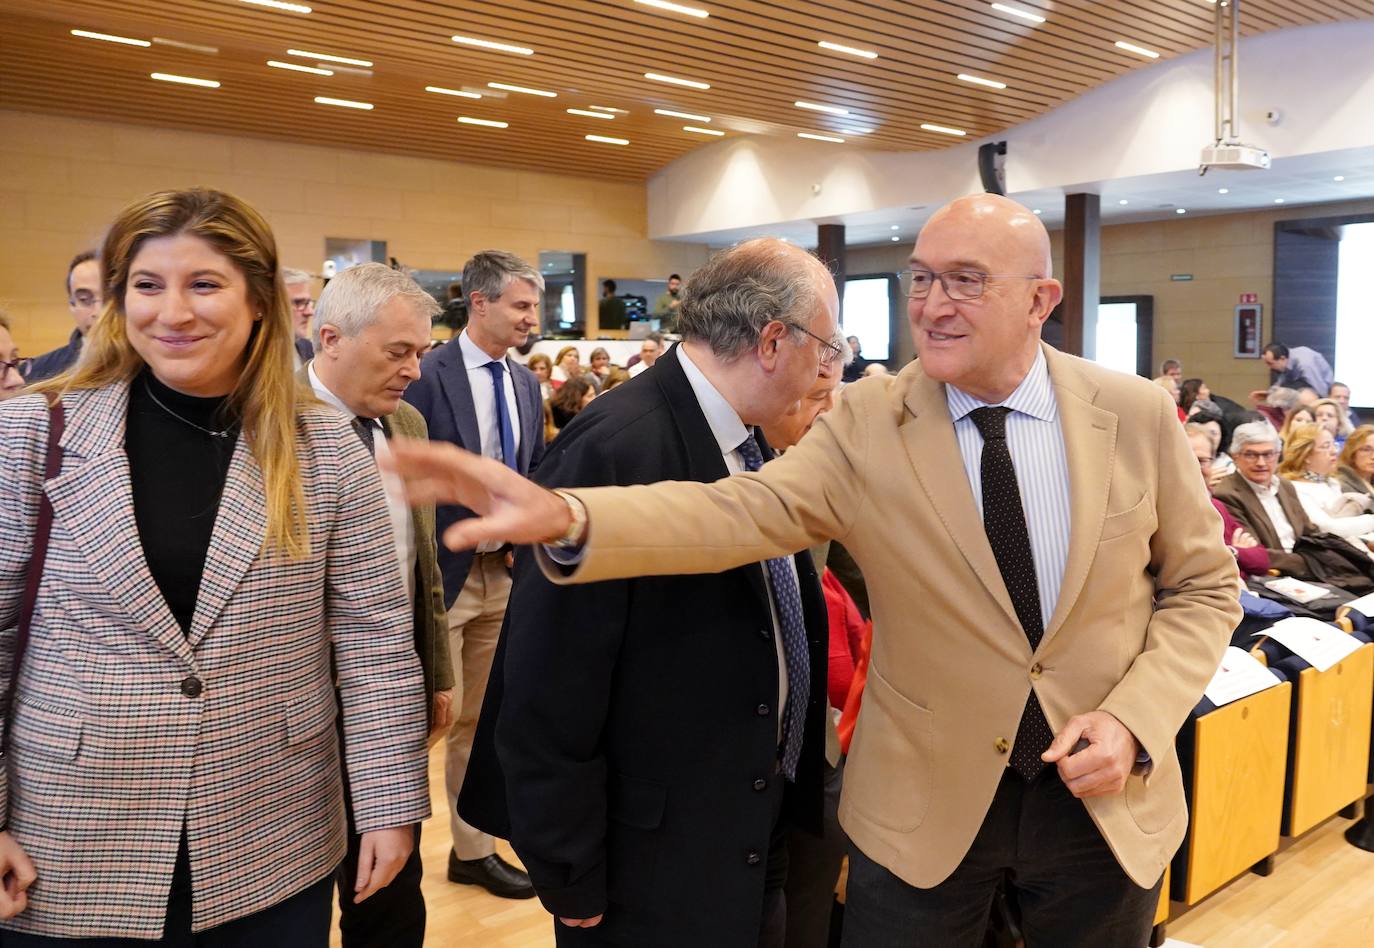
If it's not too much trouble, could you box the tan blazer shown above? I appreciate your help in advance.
[557,345,1240,890]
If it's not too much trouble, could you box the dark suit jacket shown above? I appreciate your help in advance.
[459,346,828,948]
[402,336,545,608]
[23,329,83,383]
[1213,472,1313,576]
[296,368,453,705]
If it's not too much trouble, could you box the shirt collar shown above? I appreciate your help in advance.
[307,360,352,416]
[1244,474,1279,498]
[945,346,1056,424]
[458,328,506,371]
[676,344,750,459]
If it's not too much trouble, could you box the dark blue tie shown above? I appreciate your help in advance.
[486,360,518,472]
[736,433,809,781]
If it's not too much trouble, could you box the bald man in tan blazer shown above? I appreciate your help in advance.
[387,195,1241,946]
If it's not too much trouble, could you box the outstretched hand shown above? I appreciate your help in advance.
[381,438,572,550]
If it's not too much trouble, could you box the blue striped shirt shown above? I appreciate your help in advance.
[946,349,1071,630]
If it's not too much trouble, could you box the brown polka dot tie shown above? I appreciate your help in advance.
[970,407,1055,781]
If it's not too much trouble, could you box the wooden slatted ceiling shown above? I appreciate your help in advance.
[3,1,1371,182]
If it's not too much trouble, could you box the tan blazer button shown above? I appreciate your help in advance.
[1030,663,1043,680]
[994,737,1010,754]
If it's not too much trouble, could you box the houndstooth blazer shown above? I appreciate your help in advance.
[0,381,431,938]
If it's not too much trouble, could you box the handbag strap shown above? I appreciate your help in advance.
[5,398,65,724]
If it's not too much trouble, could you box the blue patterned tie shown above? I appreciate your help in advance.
[736,433,809,781]
[485,361,518,472]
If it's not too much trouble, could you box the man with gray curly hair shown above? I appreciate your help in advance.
[458,237,841,947]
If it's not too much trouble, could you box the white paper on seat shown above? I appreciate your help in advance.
[1204,646,1284,707]
[1344,591,1374,617]
[1259,616,1364,672]
[1262,576,1332,605]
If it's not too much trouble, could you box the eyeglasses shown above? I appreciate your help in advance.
[70,291,102,309]
[796,327,845,367]
[1355,446,1374,456]
[1,358,30,378]
[906,268,1041,301]
[290,297,315,311]
[1238,450,1278,463]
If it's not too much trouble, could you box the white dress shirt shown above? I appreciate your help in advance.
[945,348,1072,630]
[1244,475,1298,552]
[458,329,523,553]
[308,362,415,600]
[675,345,792,734]
[1291,476,1374,557]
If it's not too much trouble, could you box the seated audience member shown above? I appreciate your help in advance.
[629,332,664,377]
[1278,405,1315,449]
[281,266,317,366]
[527,352,555,401]
[1160,357,1182,384]
[1180,378,1211,416]
[1312,397,1353,449]
[1186,423,1268,578]
[602,367,630,393]
[841,335,869,383]
[1,313,26,401]
[1260,341,1334,397]
[1338,425,1374,499]
[25,250,101,383]
[551,345,581,387]
[548,374,594,430]
[1189,407,1234,484]
[1331,381,1360,428]
[1213,422,1314,576]
[1255,385,1299,430]
[586,346,612,392]
[1278,423,1374,553]
[1296,387,1320,408]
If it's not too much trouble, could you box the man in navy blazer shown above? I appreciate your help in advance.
[402,250,546,899]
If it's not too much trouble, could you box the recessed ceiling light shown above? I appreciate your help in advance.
[315,95,372,110]
[634,0,709,18]
[818,40,878,60]
[798,132,844,143]
[329,65,373,77]
[287,48,372,67]
[843,126,875,135]
[1032,208,1042,215]
[240,0,311,12]
[890,236,900,242]
[644,72,710,89]
[991,3,1045,24]
[957,73,1007,89]
[426,85,482,98]
[890,224,899,230]
[568,108,614,119]
[268,60,332,75]
[1176,208,1187,214]
[1118,199,1129,205]
[586,134,630,145]
[458,116,508,128]
[488,81,556,97]
[655,108,710,122]
[1115,41,1160,59]
[71,29,150,47]
[1217,187,1229,194]
[452,35,534,56]
[1273,198,1285,204]
[152,37,219,54]
[683,125,724,136]
[1334,175,1345,182]
[151,72,220,88]
[920,123,966,136]
[589,105,627,113]
[795,101,849,115]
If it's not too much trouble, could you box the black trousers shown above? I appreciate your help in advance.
[1,836,332,947]
[841,768,1162,948]
[782,759,846,948]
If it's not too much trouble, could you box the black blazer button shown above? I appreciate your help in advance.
[180,676,203,698]
[753,778,767,791]
[745,851,761,866]
[756,703,770,716]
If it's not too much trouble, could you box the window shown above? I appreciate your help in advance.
[842,275,893,361]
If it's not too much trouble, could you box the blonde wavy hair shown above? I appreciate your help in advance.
[33,188,309,557]
[1339,425,1374,474]
[1278,423,1329,480]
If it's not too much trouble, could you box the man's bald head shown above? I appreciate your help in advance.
[922,194,1053,278]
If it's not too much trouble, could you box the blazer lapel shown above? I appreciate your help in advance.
[511,365,538,473]
[900,368,1021,631]
[1041,349,1116,646]
[44,383,192,664]
[437,345,483,455]
[187,436,267,647]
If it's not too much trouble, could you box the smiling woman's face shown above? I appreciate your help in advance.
[124,232,255,397]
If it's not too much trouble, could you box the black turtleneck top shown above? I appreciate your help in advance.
[125,369,241,633]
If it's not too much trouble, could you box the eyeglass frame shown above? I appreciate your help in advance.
[905,267,1043,301]
[793,326,845,367]
[1236,448,1279,463]
[1,357,31,378]
[69,290,103,309]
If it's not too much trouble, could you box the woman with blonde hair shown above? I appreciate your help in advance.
[1338,425,1374,499]
[551,345,581,388]
[1312,397,1353,449]
[526,351,554,401]
[1278,404,1315,453]
[0,189,428,943]
[1278,422,1374,555]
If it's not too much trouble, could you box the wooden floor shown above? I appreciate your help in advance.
[333,747,1374,946]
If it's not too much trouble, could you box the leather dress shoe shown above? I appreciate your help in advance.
[448,850,536,899]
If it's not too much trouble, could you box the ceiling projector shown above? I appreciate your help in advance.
[1199,143,1271,173]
